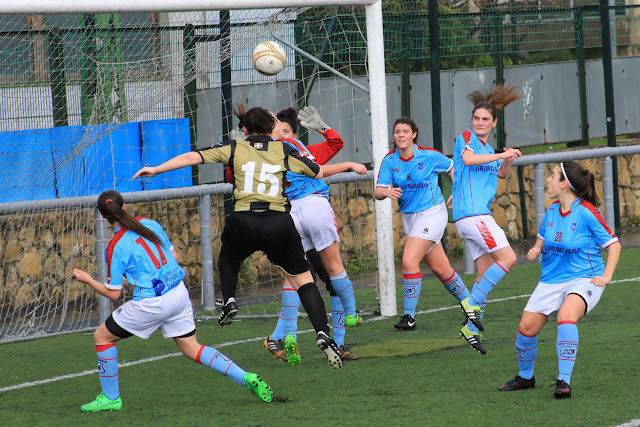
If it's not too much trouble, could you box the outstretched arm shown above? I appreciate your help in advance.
[320,162,367,178]
[73,269,122,301]
[133,151,203,179]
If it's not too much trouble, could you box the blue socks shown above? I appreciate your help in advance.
[271,284,301,340]
[403,272,422,317]
[331,271,356,317]
[469,262,508,307]
[96,343,119,400]
[196,345,247,386]
[331,296,346,347]
[515,331,538,380]
[557,321,579,384]
[441,270,469,303]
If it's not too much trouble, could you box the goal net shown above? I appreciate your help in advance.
[0,4,386,342]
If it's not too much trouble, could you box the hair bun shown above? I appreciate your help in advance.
[583,169,589,175]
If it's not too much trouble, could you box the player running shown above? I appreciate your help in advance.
[133,106,348,369]
[263,106,366,366]
[73,190,273,412]
[499,161,620,398]
[375,117,470,331]
[452,85,522,354]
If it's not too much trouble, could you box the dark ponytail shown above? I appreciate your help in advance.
[467,84,520,120]
[98,190,164,247]
[559,161,599,206]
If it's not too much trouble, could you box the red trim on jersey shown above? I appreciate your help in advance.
[557,320,577,326]
[399,154,414,162]
[106,228,127,281]
[403,272,421,280]
[195,345,205,364]
[580,200,615,237]
[462,131,472,143]
[376,148,398,182]
[559,207,571,217]
[96,343,116,353]
[518,329,537,338]
[416,145,444,154]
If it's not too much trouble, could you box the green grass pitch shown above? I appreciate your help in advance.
[2,248,639,426]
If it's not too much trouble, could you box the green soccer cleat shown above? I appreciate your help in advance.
[344,313,363,327]
[460,324,487,355]
[80,393,123,412]
[284,334,302,366]
[244,373,273,403]
[459,297,484,332]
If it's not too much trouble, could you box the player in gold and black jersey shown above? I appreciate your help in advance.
[133,106,344,369]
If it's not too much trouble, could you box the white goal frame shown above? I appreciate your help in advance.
[1,0,397,317]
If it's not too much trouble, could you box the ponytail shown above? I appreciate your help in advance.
[467,84,520,120]
[97,190,164,247]
[559,161,599,206]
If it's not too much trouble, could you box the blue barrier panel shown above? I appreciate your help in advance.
[50,125,88,198]
[0,129,58,202]
[87,123,143,195]
[140,118,193,190]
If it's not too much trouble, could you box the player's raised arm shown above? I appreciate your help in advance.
[320,162,367,178]
[133,151,203,179]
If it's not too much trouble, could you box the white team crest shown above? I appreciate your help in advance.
[254,142,263,149]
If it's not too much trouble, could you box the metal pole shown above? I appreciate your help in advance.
[600,0,620,227]
[603,156,616,234]
[198,194,216,310]
[366,0,395,317]
[463,241,475,275]
[574,7,589,146]
[94,208,111,322]
[534,163,545,233]
[428,0,442,152]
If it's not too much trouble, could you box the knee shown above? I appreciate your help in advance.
[500,252,517,270]
[517,320,541,338]
[401,255,418,273]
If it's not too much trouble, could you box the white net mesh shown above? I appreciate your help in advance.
[0,7,378,341]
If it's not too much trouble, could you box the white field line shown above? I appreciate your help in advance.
[2,276,638,394]
[615,420,640,427]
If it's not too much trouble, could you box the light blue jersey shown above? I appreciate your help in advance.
[105,218,185,300]
[538,199,618,283]
[282,138,330,200]
[376,144,453,213]
[452,130,501,221]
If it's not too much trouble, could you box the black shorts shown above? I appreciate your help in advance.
[221,211,309,276]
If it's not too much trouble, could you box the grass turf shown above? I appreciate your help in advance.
[1,248,639,426]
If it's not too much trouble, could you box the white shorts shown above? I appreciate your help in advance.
[290,195,340,252]
[402,202,448,252]
[112,282,196,339]
[524,277,604,315]
[455,215,510,260]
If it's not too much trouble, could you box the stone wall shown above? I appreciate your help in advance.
[2,150,639,310]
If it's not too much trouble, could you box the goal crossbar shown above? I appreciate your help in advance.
[0,0,376,14]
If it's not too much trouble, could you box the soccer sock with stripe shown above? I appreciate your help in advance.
[469,262,509,307]
[557,321,579,384]
[440,270,470,303]
[403,272,422,317]
[297,282,331,336]
[96,343,120,400]
[331,296,346,347]
[516,331,538,380]
[330,271,356,317]
[272,284,301,340]
[196,345,247,386]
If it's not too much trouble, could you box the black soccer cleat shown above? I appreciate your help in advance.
[218,297,238,326]
[316,331,343,369]
[499,375,536,391]
[394,314,416,331]
[553,379,572,399]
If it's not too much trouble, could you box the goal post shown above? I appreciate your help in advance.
[0,0,396,341]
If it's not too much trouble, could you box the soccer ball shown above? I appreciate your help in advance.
[252,41,286,76]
